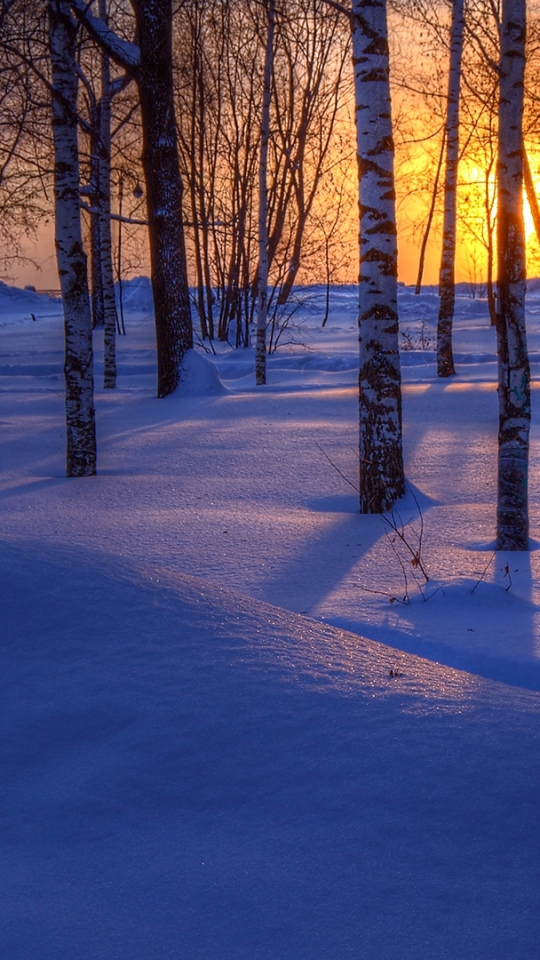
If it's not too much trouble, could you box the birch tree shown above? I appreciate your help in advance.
[352,0,405,513]
[496,0,530,550]
[175,0,350,345]
[437,0,465,378]
[81,0,119,388]
[96,5,118,392]
[255,0,275,386]
[49,0,96,476]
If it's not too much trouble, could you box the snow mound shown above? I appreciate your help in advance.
[0,281,62,323]
[1,540,540,959]
[117,275,154,311]
[175,348,227,396]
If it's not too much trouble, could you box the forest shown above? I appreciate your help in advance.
[1,4,540,956]
[0,0,536,547]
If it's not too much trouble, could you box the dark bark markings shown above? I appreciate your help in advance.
[135,0,193,395]
[496,0,530,550]
[437,0,465,378]
[352,0,405,514]
[49,0,97,477]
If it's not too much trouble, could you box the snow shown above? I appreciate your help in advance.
[1,280,540,958]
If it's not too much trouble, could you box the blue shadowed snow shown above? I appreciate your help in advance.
[1,542,539,960]
[1,281,540,958]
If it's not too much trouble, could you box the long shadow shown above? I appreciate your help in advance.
[256,494,384,614]
[0,476,70,501]
[258,483,439,615]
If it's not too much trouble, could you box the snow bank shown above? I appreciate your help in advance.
[1,540,539,959]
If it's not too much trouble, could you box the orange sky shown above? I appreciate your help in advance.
[10,178,540,292]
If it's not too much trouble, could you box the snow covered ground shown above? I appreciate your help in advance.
[1,280,540,958]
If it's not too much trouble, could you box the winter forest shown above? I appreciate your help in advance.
[2,1,540,958]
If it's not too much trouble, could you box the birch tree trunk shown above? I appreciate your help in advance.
[49,0,97,477]
[98,0,117,389]
[496,0,530,551]
[89,109,105,329]
[351,0,404,513]
[436,0,465,378]
[255,0,275,386]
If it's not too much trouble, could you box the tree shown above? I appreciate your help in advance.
[255,0,275,385]
[94,1,118,391]
[175,0,351,347]
[0,1,54,274]
[270,0,351,306]
[414,127,445,294]
[79,0,121,388]
[457,0,499,324]
[49,0,96,476]
[436,0,465,378]
[71,0,193,397]
[496,0,530,550]
[351,0,405,513]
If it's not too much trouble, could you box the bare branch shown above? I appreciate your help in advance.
[321,0,351,19]
[70,0,140,72]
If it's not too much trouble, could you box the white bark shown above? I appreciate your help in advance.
[49,0,96,477]
[98,0,117,389]
[496,0,530,550]
[70,0,139,69]
[352,0,404,513]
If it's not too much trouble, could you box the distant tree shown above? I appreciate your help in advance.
[78,0,121,389]
[271,0,351,306]
[94,1,118,391]
[0,0,53,273]
[255,0,275,386]
[175,0,350,346]
[351,0,405,512]
[175,0,216,341]
[458,0,499,325]
[49,0,96,476]
[415,128,445,295]
[496,0,530,550]
[437,0,465,378]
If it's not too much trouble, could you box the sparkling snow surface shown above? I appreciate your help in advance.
[1,281,539,959]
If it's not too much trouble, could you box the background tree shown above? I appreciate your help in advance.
[437,0,465,378]
[175,0,351,348]
[255,0,275,385]
[77,0,124,389]
[0,0,53,278]
[459,0,499,322]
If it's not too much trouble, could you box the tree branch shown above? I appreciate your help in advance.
[70,0,140,73]
[321,0,351,19]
